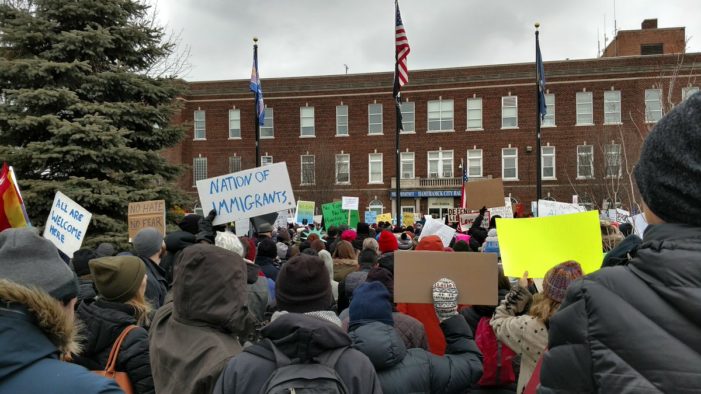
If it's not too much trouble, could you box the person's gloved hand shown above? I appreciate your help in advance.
[479,206,487,216]
[432,278,459,322]
[196,209,217,244]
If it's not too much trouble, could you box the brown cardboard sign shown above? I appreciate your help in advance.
[394,250,498,305]
[465,178,506,210]
[128,200,166,240]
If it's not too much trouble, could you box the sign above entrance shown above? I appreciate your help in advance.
[389,190,461,198]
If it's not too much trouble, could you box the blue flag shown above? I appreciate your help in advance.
[250,46,265,126]
[536,34,547,120]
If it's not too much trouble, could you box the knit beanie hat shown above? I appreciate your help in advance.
[94,242,116,258]
[356,222,370,236]
[349,282,394,327]
[542,260,583,303]
[341,229,357,242]
[132,227,163,258]
[377,231,398,254]
[72,248,97,277]
[257,238,278,258]
[366,267,394,301]
[358,249,378,266]
[215,231,244,258]
[416,235,444,251]
[276,254,333,313]
[89,256,146,303]
[453,240,471,252]
[178,214,202,235]
[0,228,79,302]
[398,232,413,250]
[634,92,701,226]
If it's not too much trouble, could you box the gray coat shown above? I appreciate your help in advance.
[350,315,483,394]
[540,224,701,393]
[213,313,382,394]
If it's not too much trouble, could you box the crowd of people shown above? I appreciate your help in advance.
[1,93,700,393]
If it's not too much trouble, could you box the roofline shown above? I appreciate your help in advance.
[613,26,685,34]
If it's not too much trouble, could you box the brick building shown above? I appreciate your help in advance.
[165,20,700,218]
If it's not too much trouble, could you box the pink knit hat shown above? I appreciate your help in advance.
[341,229,357,242]
[543,261,583,303]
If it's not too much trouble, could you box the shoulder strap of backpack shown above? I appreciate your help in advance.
[104,325,139,373]
[244,339,294,368]
[315,346,349,369]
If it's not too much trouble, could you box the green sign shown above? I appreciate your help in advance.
[321,201,359,229]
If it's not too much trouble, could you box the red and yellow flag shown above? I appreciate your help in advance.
[0,162,30,231]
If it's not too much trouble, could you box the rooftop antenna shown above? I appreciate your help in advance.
[344,64,349,74]
[613,0,618,56]
[597,27,601,57]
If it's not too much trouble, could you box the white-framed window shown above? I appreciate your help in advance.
[542,94,556,127]
[428,150,453,178]
[335,154,350,184]
[501,96,518,128]
[194,110,206,140]
[467,149,483,178]
[576,91,593,125]
[502,148,518,180]
[428,99,454,131]
[368,153,383,184]
[576,145,594,179]
[300,106,315,137]
[261,155,273,166]
[368,199,384,215]
[466,98,483,130]
[260,107,274,138]
[682,86,699,101]
[400,151,415,179]
[604,90,622,124]
[604,144,622,178]
[645,89,663,123]
[228,156,241,173]
[336,105,348,136]
[228,109,241,138]
[541,146,556,180]
[368,103,383,134]
[192,157,207,186]
[300,155,315,185]
[401,101,415,133]
[401,206,415,213]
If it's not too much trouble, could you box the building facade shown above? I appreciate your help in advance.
[164,22,700,218]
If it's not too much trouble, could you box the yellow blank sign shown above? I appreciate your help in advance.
[497,210,602,278]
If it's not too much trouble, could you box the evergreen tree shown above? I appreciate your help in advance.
[0,0,189,248]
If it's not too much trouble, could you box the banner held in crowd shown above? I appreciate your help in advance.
[322,201,359,229]
[365,211,377,224]
[537,199,585,217]
[43,191,92,258]
[497,210,602,278]
[419,218,455,247]
[128,200,165,240]
[341,196,359,211]
[488,197,514,219]
[464,178,506,210]
[402,212,415,227]
[376,213,392,223]
[394,251,498,305]
[196,162,296,226]
[294,200,315,225]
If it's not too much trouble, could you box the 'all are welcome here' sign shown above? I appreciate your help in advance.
[196,162,297,226]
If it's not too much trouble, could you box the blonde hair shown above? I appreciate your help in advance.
[601,220,624,252]
[528,293,561,325]
[126,290,153,327]
[362,237,380,255]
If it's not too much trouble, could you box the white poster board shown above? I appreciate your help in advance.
[43,191,92,258]
[341,196,359,211]
[537,199,585,217]
[488,197,514,219]
[196,162,296,226]
[274,210,289,230]
[420,219,456,248]
[628,213,648,237]
[234,219,250,236]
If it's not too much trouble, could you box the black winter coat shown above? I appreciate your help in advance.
[75,299,154,394]
[460,287,509,334]
[141,256,168,309]
[350,315,483,394]
[540,223,701,393]
[255,255,280,281]
[161,230,196,284]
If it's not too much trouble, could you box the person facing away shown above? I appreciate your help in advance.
[73,256,154,394]
[213,254,382,394]
[539,91,701,393]
[132,227,168,309]
[0,228,122,393]
[149,243,256,394]
[348,280,483,394]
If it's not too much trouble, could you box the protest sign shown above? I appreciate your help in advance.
[294,200,315,225]
[459,212,490,229]
[341,196,359,211]
[234,218,249,236]
[488,197,514,219]
[376,213,392,223]
[419,219,456,247]
[364,211,377,224]
[537,199,585,217]
[274,210,289,229]
[572,195,579,205]
[464,178,505,210]
[497,210,602,278]
[128,200,165,240]
[43,191,92,258]
[313,215,323,225]
[321,201,359,229]
[447,208,470,223]
[394,251,498,305]
[414,213,423,223]
[402,212,415,227]
[196,162,296,226]
[628,213,648,236]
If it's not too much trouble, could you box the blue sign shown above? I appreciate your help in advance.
[389,190,461,198]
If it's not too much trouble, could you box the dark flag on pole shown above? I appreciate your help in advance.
[536,34,547,119]
[250,45,265,126]
[393,0,411,130]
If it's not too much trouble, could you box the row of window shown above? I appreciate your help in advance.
[192,86,700,140]
[192,144,622,186]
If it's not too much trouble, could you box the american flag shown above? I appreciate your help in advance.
[393,0,410,98]
[250,44,265,126]
[460,165,468,209]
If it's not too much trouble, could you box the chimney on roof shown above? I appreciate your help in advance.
[641,19,658,29]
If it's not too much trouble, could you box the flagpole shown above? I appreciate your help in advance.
[395,94,402,226]
[253,37,261,168]
[535,24,543,208]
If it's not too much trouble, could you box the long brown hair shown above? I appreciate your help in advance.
[528,293,561,326]
[126,290,153,327]
[333,240,356,259]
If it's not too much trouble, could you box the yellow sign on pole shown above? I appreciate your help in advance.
[402,212,415,227]
[497,210,602,278]
[376,213,392,223]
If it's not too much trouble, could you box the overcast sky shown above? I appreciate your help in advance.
[152,0,701,82]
